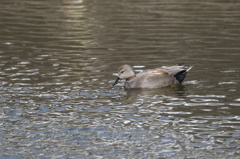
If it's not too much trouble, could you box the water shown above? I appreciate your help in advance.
[0,0,240,158]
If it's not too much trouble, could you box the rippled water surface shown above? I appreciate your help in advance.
[1,0,240,158]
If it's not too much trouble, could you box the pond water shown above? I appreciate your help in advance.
[0,0,240,158]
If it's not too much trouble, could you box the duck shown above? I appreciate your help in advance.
[113,63,192,89]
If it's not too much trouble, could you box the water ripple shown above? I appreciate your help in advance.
[1,0,240,158]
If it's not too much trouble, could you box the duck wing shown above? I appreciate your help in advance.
[132,65,191,88]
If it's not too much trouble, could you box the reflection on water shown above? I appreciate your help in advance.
[0,0,240,158]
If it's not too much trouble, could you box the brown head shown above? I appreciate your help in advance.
[113,64,135,86]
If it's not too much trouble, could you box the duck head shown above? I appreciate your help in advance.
[113,64,135,86]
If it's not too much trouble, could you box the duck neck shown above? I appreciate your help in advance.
[126,76,135,81]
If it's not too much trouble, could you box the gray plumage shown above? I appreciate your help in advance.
[113,64,192,89]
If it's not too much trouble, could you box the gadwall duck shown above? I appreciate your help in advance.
[113,64,192,89]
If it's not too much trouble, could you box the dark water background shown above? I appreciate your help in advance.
[0,0,240,158]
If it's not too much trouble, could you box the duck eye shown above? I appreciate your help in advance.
[120,71,124,74]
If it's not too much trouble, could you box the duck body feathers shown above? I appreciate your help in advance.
[113,64,192,89]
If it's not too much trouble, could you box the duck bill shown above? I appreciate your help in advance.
[113,77,122,86]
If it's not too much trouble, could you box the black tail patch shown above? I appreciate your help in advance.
[174,70,187,83]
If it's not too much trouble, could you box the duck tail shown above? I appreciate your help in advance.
[185,66,193,73]
[174,65,193,83]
